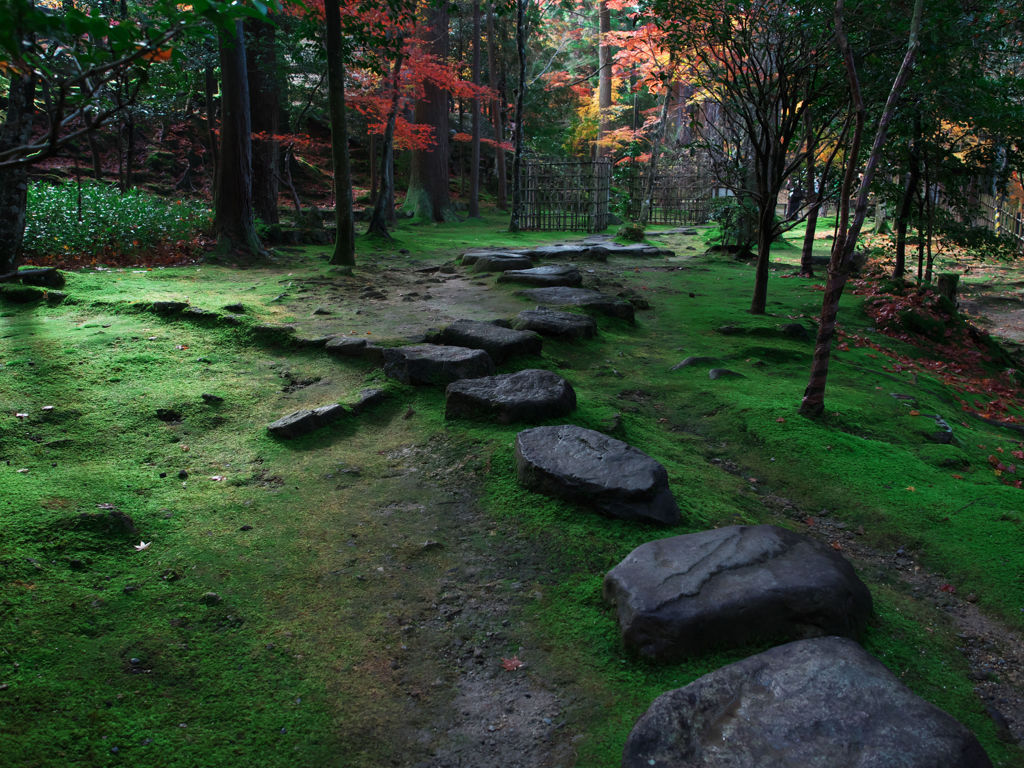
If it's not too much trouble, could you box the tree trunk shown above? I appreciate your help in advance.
[246,15,281,226]
[0,70,36,273]
[597,0,612,156]
[508,0,527,232]
[469,0,482,218]
[367,50,405,238]
[204,64,220,193]
[800,0,923,418]
[894,111,921,278]
[213,20,264,260]
[800,126,818,277]
[488,5,507,210]
[324,0,355,268]
[750,198,776,314]
[405,4,454,222]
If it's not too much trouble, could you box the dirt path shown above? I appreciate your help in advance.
[275,243,1022,762]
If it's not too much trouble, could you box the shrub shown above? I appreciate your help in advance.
[21,180,212,267]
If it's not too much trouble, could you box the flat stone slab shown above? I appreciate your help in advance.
[383,344,495,385]
[427,319,542,364]
[515,425,679,524]
[520,244,607,261]
[623,636,992,768]
[325,336,368,356]
[461,249,528,266]
[511,308,597,340]
[445,369,577,424]
[591,242,674,258]
[516,287,635,322]
[603,524,873,662]
[267,403,347,439]
[462,251,534,272]
[497,265,582,287]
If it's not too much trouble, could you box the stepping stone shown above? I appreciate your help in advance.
[325,336,368,356]
[511,308,597,340]
[383,344,495,385]
[515,425,680,524]
[521,244,605,261]
[445,369,576,424]
[461,249,528,266]
[623,636,992,768]
[603,524,873,662]
[592,242,674,258]
[516,287,635,322]
[497,265,582,287]
[267,403,347,439]
[462,251,533,272]
[427,319,542,365]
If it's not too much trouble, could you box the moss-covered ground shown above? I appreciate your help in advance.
[2,210,1022,766]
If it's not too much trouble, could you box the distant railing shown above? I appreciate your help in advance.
[624,165,715,226]
[519,158,611,232]
[976,192,1024,252]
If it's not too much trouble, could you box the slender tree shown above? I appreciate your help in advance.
[508,0,527,232]
[468,0,482,218]
[799,0,924,417]
[246,14,282,227]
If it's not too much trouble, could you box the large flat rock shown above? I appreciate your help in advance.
[463,251,534,272]
[426,319,542,365]
[603,524,873,662]
[591,242,674,258]
[511,308,597,340]
[497,265,582,287]
[519,244,607,261]
[516,287,635,322]
[383,344,495,385]
[445,369,577,424]
[515,425,679,524]
[623,636,993,768]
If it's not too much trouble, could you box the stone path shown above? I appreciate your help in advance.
[242,240,999,766]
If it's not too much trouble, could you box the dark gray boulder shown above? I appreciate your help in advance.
[267,403,347,438]
[623,636,993,768]
[325,336,369,356]
[511,308,597,340]
[708,367,744,380]
[516,287,635,322]
[515,425,680,524]
[462,249,528,267]
[445,369,576,424]
[521,244,606,261]
[603,524,873,662]
[497,265,582,287]
[593,242,674,258]
[427,319,542,364]
[383,344,495,385]
[466,252,534,272]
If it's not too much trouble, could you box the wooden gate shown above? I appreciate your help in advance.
[519,158,611,232]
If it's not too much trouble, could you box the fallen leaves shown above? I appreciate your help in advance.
[501,656,525,671]
[134,541,151,551]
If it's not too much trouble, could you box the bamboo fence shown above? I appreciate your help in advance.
[519,158,612,232]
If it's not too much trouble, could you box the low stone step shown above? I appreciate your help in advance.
[511,308,597,340]
[603,524,873,662]
[383,344,495,385]
[623,636,992,768]
[516,287,635,322]
[497,265,582,287]
[427,319,542,364]
[515,425,679,524]
[445,369,576,424]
